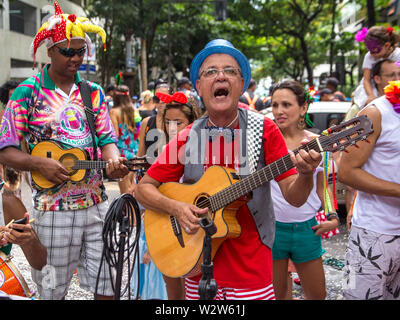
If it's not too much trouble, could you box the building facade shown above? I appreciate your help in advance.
[0,0,98,85]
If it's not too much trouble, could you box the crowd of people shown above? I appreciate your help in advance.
[0,2,399,301]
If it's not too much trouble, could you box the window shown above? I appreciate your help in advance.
[0,5,3,29]
[11,58,37,68]
[70,0,84,6]
[327,113,345,129]
[9,1,36,36]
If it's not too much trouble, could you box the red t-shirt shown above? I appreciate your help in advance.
[146,117,297,289]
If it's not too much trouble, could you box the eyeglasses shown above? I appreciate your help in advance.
[381,72,400,78]
[56,46,86,58]
[199,67,242,79]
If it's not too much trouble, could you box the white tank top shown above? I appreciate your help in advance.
[271,165,323,223]
[352,96,400,235]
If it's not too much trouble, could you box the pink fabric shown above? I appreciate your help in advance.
[315,210,340,239]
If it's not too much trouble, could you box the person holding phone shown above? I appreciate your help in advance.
[0,212,47,271]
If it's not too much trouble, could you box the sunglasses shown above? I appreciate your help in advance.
[56,46,86,58]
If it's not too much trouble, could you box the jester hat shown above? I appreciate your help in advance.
[30,1,106,64]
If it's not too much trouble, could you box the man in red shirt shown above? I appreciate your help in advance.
[135,39,322,300]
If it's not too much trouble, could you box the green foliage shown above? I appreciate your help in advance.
[84,0,393,92]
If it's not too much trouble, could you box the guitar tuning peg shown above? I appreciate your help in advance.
[361,136,371,143]
[351,141,359,148]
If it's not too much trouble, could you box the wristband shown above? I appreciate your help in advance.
[326,212,339,221]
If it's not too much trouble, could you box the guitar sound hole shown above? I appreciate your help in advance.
[194,194,213,219]
[59,153,78,175]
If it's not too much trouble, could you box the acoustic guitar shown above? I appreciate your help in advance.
[144,115,373,278]
[30,140,150,189]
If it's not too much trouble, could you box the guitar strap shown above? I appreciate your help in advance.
[245,110,265,174]
[79,80,98,160]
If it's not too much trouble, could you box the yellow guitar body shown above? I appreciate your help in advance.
[30,141,87,189]
[144,165,247,278]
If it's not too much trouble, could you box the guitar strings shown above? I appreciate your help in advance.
[73,160,147,170]
[195,138,324,212]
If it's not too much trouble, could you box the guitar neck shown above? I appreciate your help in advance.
[207,137,324,212]
[72,160,108,170]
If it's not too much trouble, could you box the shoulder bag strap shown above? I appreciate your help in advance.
[79,80,98,160]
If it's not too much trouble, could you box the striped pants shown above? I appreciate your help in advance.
[185,278,276,300]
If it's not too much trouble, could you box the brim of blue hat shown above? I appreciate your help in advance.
[190,45,251,94]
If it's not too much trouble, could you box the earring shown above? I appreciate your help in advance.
[298,114,306,129]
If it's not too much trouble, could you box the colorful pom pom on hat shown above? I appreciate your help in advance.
[30,1,106,65]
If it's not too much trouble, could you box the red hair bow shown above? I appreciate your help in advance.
[155,91,188,104]
[387,26,394,35]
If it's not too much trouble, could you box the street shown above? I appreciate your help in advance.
[10,178,349,300]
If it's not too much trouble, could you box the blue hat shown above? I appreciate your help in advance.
[190,39,251,94]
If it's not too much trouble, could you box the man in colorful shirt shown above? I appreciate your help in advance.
[0,2,128,300]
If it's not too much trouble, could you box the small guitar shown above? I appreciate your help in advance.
[30,140,150,189]
[144,115,374,278]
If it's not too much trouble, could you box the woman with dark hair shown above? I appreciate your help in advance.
[109,85,141,194]
[137,81,171,162]
[270,80,339,300]
[0,80,19,106]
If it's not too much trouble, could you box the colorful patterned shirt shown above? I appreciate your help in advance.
[117,123,139,160]
[0,65,117,211]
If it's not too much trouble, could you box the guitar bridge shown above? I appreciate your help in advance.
[170,216,185,248]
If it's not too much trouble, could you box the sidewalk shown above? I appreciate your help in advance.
[292,222,349,300]
[13,179,349,300]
